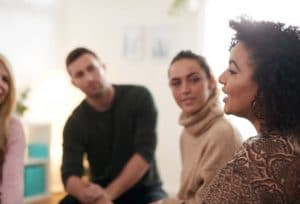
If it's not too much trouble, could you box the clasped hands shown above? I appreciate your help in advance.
[79,182,113,204]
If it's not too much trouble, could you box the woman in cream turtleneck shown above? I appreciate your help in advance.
[163,50,242,204]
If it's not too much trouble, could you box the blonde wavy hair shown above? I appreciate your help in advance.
[0,54,16,151]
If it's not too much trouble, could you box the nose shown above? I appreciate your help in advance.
[180,81,191,95]
[218,70,226,85]
[85,72,94,82]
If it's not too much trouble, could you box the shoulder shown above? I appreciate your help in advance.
[7,116,25,144]
[208,117,242,142]
[231,135,294,168]
[243,135,293,155]
[116,84,151,96]
[66,101,86,122]
[115,85,155,108]
[63,102,88,133]
[9,116,23,129]
[71,100,86,115]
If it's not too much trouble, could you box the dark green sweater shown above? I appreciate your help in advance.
[61,85,162,189]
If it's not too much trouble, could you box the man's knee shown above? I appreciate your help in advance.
[144,185,167,204]
[59,195,81,204]
[149,200,164,204]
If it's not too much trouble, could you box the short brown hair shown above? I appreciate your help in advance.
[66,47,99,67]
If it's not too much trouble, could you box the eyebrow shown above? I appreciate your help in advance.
[86,64,95,69]
[229,59,240,71]
[170,72,200,81]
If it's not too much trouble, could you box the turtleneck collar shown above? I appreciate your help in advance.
[179,92,223,136]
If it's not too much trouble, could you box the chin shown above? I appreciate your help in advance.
[183,107,199,114]
[223,106,232,115]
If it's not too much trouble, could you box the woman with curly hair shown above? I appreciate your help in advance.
[198,17,300,203]
[0,54,25,203]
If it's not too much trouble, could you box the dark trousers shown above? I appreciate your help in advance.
[59,184,167,204]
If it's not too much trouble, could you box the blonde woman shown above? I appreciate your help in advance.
[0,54,25,203]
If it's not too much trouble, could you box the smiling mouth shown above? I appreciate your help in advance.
[181,98,195,104]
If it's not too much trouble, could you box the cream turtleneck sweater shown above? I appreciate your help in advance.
[163,94,242,204]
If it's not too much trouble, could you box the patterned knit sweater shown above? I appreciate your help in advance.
[198,135,300,204]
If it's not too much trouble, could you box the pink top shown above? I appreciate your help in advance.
[0,117,25,204]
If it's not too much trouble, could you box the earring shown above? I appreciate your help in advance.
[251,97,264,119]
[251,99,257,112]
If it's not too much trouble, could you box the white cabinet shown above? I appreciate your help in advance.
[24,123,51,203]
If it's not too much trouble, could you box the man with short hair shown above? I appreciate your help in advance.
[60,47,167,204]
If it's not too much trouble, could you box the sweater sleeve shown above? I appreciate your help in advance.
[1,117,25,204]
[133,86,158,163]
[61,114,85,185]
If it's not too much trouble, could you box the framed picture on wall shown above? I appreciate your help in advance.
[150,25,173,59]
[122,27,144,60]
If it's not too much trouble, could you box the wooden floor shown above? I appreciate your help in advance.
[28,192,66,204]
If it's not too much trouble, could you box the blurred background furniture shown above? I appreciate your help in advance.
[24,123,51,203]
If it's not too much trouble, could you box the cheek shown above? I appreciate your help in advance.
[228,81,247,97]
[239,80,257,99]
[2,84,9,94]
[74,80,86,90]
[194,83,210,100]
[172,89,181,106]
[229,83,257,110]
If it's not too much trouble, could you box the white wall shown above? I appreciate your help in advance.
[0,4,59,88]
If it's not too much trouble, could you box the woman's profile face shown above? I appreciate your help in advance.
[169,58,214,114]
[0,61,10,105]
[219,42,258,120]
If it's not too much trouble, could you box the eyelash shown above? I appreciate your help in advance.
[1,76,8,83]
[170,77,200,87]
[75,72,84,78]
[190,77,200,83]
[228,69,237,75]
[87,66,95,71]
[170,81,180,87]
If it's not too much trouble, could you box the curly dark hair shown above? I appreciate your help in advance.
[170,50,212,79]
[230,17,300,138]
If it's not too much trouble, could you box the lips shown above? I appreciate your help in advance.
[221,87,227,94]
[181,97,195,105]
[87,82,100,90]
[221,88,229,103]
[223,96,229,103]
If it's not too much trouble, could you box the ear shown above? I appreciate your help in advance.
[102,63,107,69]
[71,78,78,88]
[101,63,108,72]
[98,63,107,75]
